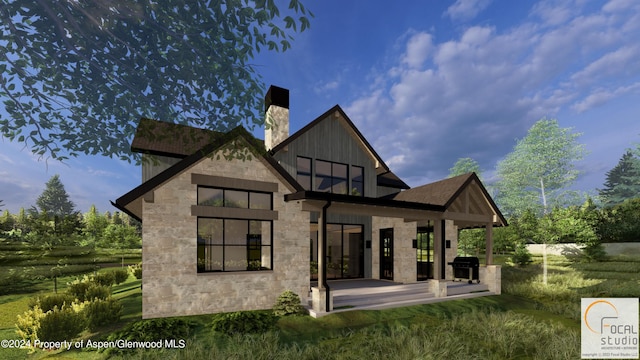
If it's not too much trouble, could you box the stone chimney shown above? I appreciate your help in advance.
[264,85,289,151]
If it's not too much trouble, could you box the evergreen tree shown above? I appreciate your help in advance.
[598,150,640,207]
[36,175,75,216]
[0,210,14,232]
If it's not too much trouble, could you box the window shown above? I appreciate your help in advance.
[351,165,364,196]
[296,157,312,190]
[197,187,271,209]
[197,218,272,272]
[315,160,348,194]
[196,186,273,273]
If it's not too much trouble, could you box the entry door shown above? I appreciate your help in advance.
[417,226,433,281]
[380,228,394,280]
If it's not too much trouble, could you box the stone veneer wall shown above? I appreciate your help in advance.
[444,220,458,280]
[371,217,417,283]
[141,149,309,319]
[371,217,459,283]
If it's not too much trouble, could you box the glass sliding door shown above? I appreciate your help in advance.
[310,223,364,280]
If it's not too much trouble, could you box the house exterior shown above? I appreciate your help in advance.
[113,85,506,319]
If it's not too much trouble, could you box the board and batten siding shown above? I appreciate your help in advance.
[272,113,380,198]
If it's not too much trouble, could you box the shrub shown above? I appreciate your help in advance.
[66,279,110,302]
[128,263,142,279]
[109,318,192,342]
[273,290,306,316]
[581,241,607,262]
[85,283,111,301]
[16,306,46,344]
[85,298,123,331]
[211,311,278,335]
[32,293,77,313]
[38,306,86,342]
[66,280,92,301]
[511,243,532,267]
[112,268,129,284]
[93,271,116,287]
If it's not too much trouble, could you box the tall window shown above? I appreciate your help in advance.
[296,156,312,190]
[315,160,348,194]
[351,165,364,196]
[196,186,273,272]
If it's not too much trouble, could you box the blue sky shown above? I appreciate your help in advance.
[1,0,640,214]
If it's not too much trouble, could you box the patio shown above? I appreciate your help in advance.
[307,279,494,318]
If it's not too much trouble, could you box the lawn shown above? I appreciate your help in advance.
[1,254,638,359]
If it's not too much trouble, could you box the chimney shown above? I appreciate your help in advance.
[264,85,289,151]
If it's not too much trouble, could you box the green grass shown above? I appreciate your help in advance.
[2,253,639,359]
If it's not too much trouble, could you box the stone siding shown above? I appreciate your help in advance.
[141,148,309,318]
[371,217,417,283]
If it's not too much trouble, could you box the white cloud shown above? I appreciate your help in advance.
[445,0,492,22]
[572,82,640,113]
[402,32,433,69]
[570,46,640,86]
[345,2,640,185]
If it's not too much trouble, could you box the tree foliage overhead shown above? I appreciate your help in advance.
[0,0,312,161]
[495,118,586,217]
[598,150,640,207]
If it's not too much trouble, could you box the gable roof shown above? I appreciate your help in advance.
[271,105,392,174]
[377,170,410,190]
[113,124,302,221]
[131,117,226,157]
[391,172,507,227]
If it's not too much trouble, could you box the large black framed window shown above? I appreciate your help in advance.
[351,165,364,196]
[296,156,312,190]
[197,218,272,272]
[196,186,273,273]
[315,160,348,194]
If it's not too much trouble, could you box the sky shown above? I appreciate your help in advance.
[1,0,640,214]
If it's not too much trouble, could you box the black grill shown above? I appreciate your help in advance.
[448,256,480,284]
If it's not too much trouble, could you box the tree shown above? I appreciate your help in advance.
[82,204,108,246]
[0,1,312,161]
[495,118,586,284]
[449,157,482,178]
[495,118,586,217]
[598,150,640,207]
[36,175,75,217]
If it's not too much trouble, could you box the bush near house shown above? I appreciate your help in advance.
[273,290,306,316]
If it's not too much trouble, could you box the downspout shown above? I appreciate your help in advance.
[322,200,332,312]
[441,219,446,280]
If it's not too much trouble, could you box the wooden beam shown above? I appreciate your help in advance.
[486,222,493,265]
[443,211,492,223]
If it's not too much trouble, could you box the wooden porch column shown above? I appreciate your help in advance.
[433,219,443,280]
[485,222,493,265]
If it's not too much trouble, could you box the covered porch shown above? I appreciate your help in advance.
[307,279,495,318]
[285,173,507,317]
